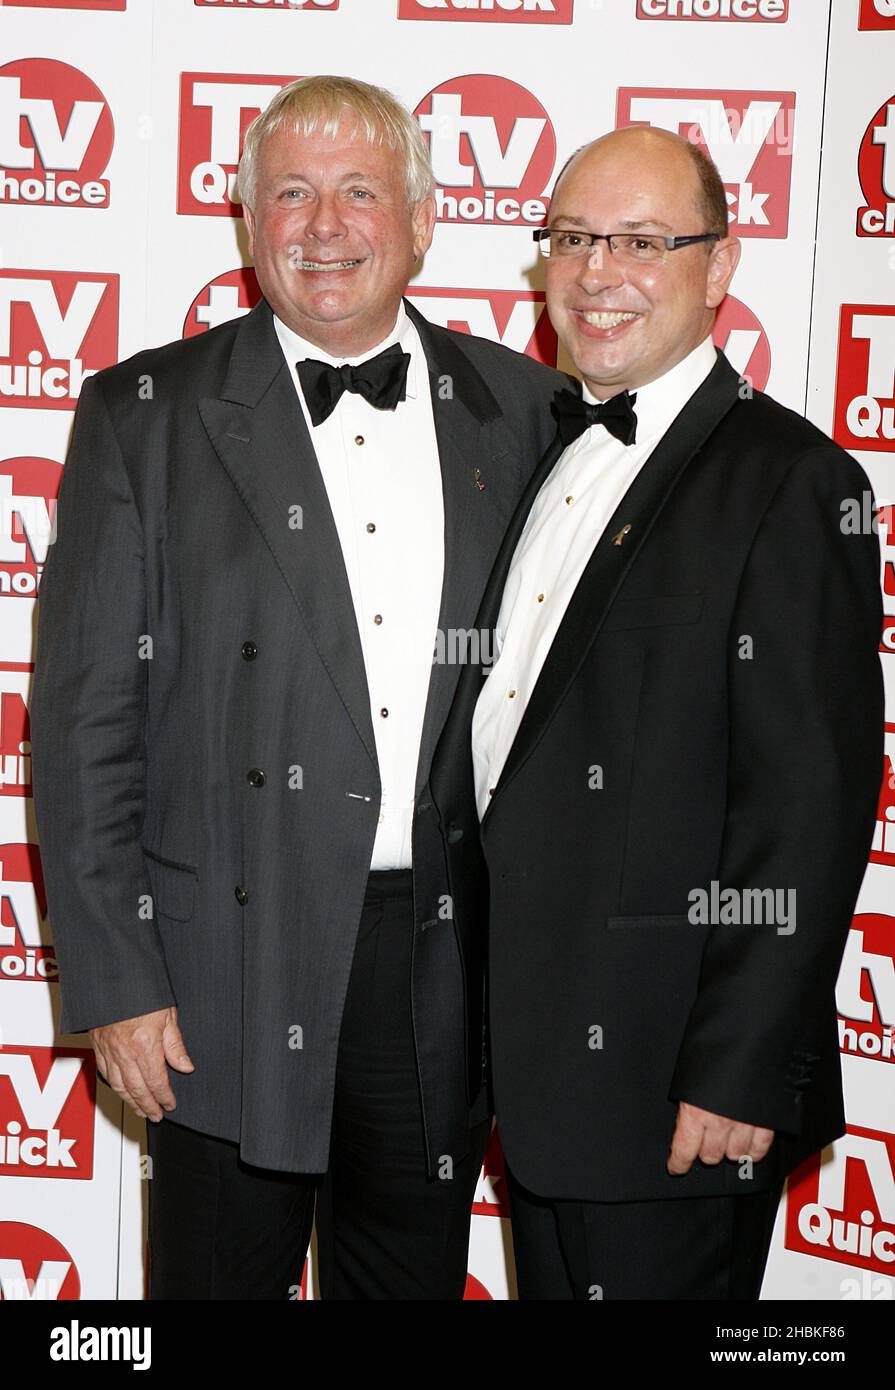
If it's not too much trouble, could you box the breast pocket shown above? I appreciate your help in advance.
[602,594,704,632]
[142,847,198,922]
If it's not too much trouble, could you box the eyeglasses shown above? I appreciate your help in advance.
[533,228,721,264]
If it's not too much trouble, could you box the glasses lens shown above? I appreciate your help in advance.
[611,234,666,262]
[550,231,591,257]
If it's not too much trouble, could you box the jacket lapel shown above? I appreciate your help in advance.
[198,297,378,769]
[481,350,742,824]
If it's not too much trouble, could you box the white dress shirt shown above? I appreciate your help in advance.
[472,334,718,821]
[273,302,444,869]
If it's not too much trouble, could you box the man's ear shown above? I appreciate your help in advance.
[411,195,437,262]
[243,203,255,259]
[705,236,741,310]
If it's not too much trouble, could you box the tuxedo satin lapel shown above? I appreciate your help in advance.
[406,299,521,791]
[197,297,377,770]
[481,351,742,825]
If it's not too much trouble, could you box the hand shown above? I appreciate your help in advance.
[667,1101,774,1176]
[90,1006,194,1122]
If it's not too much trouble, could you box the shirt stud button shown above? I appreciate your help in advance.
[380,708,389,718]
[366,522,376,533]
[373,614,383,625]
[355,435,365,446]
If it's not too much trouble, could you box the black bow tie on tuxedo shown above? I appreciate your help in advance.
[552,386,639,448]
[296,343,411,427]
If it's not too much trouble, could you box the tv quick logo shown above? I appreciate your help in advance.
[0,841,56,983]
[0,270,118,410]
[194,0,338,7]
[833,304,895,452]
[177,71,298,217]
[472,1126,510,1217]
[398,0,573,22]
[183,268,261,336]
[712,294,770,390]
[857,97,895,236]
[406,287,557,365]
[0,1224,79,1300]
[859,0,895,29]
[415,75,555,226]
[617,88,795,238]
[636,0,787,17]
[837,914,895,1064]
[0,458,62,595]
[0,59,113,208]
[787,1129,895,1275]
[0,1048,94,1178]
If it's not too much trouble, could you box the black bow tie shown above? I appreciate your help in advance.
[296,343,411,427]
[552,386,638,448]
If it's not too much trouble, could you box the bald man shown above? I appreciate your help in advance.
[431,128,884,1299]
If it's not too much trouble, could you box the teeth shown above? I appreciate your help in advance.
[581,311,638,328]
[300,260,361,272]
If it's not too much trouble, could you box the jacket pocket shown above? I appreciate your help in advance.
[142,847,198,922]
[607,913,696,930]
[602,594,704,631]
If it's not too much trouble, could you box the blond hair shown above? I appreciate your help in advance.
[236,75,434,211]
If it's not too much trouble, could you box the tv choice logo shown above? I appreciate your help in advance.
[415,75,555,227]
[857,97,895,237]
[0,840,56,983]
[0,59,114,209]
[0,1047,95,1179]
[871,726,895,866]
[0,1224,79,1301]
[859,0,895,29]
[787,1128,895,1275]
[833,304,895,452]
[178,72,298,217]
[0,270,118,410]
[407,287,558,365]
[712,295,770,391]
[183,268,261,337]
[636,0,786,16]
[398,0,572,21]
[617,88,795,238]
[837,914,895,1064]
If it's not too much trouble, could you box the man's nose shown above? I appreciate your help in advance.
[574,241,626,293]
[303,191,348,242]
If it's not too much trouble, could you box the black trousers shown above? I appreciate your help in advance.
[506,1161,785,1300]
[146,869,489,1299]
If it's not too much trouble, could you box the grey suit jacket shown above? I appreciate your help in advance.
[29,293,568,1174]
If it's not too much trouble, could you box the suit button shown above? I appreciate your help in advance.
[447,825,463,844]
[241,640,258,661]
[235,886,248,905]
[247,768,265,787]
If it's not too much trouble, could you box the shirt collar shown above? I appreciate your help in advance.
[581,334,717,442]
[272,300,419,400]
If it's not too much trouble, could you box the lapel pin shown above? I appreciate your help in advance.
[612,524,633,546]
[473,468,486,492]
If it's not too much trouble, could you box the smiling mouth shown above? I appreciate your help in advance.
[299,259,364,272]
[578,310,640,328]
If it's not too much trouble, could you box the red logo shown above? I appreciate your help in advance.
[837,914,895,1064]
[183,268,261,337]
[0,59,114,208]
[407,287,557,365]
[833,304,895,452]
[398,0,572,21]
[617,88,795,238]
[870,726,895,868]
[880,514,895,638]
[636,0,787,17]
[463,1272,494,1298]
[415,75,555,226]
[0,1224,79,1299]
[0,270,118,410]
[0,457,63,597]
[857,97,895,237]
[472,1126,511,1217]
[712,294,770,390]
[194,0,338,7]
[1,1,124,8]
[0,841,56,983]
[0,1046,95,1179]
[859,0,895,28]
[177,72,297,217]
[787,1127,895,1275]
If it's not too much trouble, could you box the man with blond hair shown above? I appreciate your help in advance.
[30,75,568,1299]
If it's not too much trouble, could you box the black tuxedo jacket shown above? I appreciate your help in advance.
[431,349,885,1202]
[30,294,569,1176]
